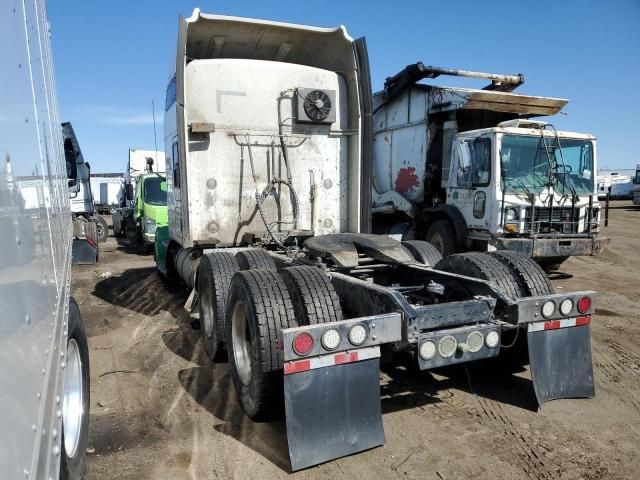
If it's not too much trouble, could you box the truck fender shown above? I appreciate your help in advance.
[422,205,468,249]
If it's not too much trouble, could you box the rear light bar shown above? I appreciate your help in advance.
[281,313,402,363]
[515,291,595,324]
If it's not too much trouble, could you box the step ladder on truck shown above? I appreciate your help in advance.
[154,9,597,471]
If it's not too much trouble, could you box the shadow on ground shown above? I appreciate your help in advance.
[166,334,539,473]
[93,266,187,318]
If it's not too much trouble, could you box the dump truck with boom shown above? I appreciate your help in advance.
[1,1,90,478]
[155,10,597,470]
[371,63,608,270]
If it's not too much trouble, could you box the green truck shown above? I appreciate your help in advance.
[113,149,168,248]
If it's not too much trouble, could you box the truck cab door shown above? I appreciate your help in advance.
[447,136,493,231]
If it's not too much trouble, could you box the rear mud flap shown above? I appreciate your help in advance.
[72,239,97,265]
[284,350,385,471]
[528,324,595,405]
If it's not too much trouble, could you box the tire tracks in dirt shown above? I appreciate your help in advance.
[418,387,609,480]
[594,340,640,413]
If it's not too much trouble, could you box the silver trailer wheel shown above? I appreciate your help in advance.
[231,302,252,385]
[63,338,84,459]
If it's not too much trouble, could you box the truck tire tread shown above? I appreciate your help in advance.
[198,252,240,361]
[226,269,296,420]
[236,248,277,270]
[488,250,554,296]
[402,240,443,267]
[434,252,525,300]
[280,266,343,325]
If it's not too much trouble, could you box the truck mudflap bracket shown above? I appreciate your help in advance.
[281,313,402,470]
[516,292,596,405]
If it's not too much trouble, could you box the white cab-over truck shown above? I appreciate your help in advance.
[1,1,90,478]
[156,10,597,471]
[372,63,609,269]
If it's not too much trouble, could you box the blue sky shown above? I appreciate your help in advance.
[48,0,639,173]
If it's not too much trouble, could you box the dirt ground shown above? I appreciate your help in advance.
[73,202,640,480]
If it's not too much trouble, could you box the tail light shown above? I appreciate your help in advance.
[348,324,367,346]
[320,328,341,351]
[577,296,592,314]
[292,332,314,356]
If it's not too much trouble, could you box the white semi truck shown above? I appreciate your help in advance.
[156,10,598,471]
[1,1,90,478]
[63,122,108,260]
[371,63,608,270]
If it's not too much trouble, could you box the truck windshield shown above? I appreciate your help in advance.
[143,176,167,205]
[500,135,594,196]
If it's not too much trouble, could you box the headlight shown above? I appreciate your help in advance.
[505,207,518,222]
[144,217,157,234]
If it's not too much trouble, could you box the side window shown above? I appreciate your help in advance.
[172,141,180,188]
[471,138,491,187]
[456,142,472,188]
[165,76,177,111]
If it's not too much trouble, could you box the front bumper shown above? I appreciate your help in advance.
[493,235,610,258]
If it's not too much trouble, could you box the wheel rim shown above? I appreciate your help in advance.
[96,222,104,238]
[231,302,253,386]
[200,277,214,339]
[63,338,84,459]
[430,233,445,255]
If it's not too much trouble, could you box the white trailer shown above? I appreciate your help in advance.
[1,2,90,479]
[156,10,598,471]
[90,174,122,213]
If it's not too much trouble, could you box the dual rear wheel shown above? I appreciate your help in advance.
[198,249,343,420]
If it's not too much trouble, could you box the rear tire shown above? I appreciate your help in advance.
[236,248,277,270]
[60,298,90,480]
[488,250,555,366]
[434,252,525,300]
[425,220,456,257]
[94,215,108,242]
[402,240,443,267]
[488,250,554,296]
[225,269,297,420]
[198,252,240,361]
[280,266,343,325]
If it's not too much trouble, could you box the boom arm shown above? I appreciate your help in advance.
[383,62,525,102]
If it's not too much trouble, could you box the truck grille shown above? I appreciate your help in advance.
[524,207,580,234]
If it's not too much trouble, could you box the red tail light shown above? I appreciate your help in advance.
[577,296,592,314]
[292,332,314,356]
